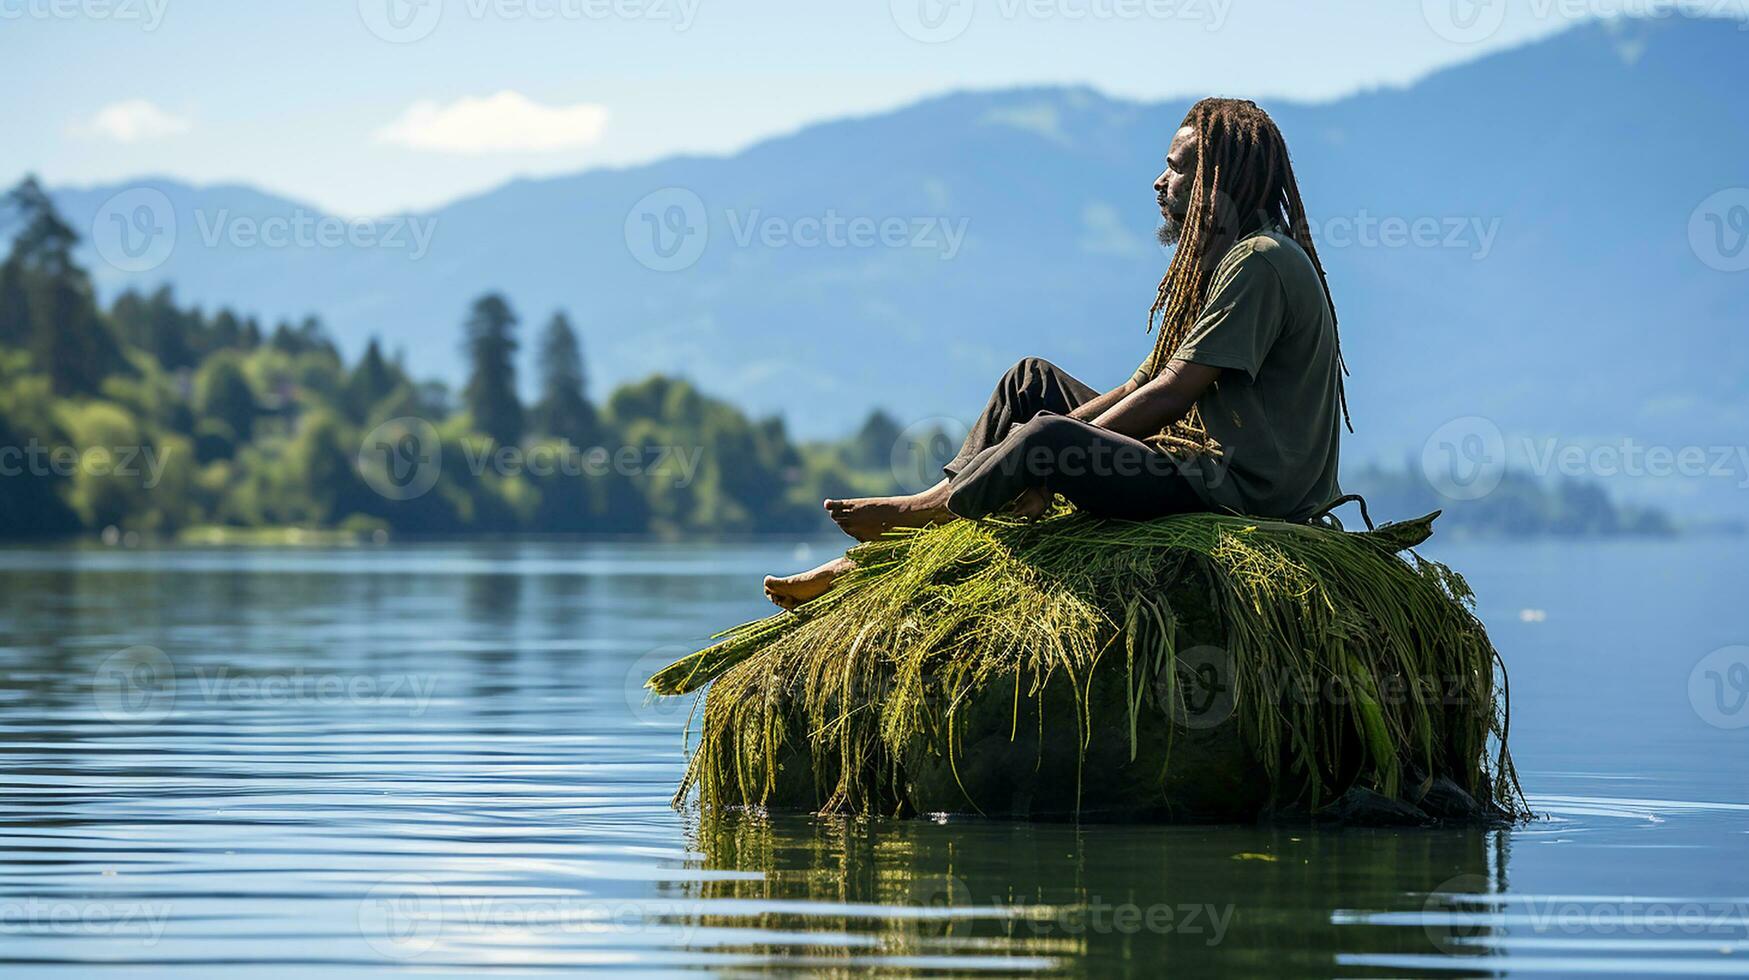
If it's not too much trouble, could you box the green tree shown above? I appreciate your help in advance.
[0,258,30,349]
[849,409,902,471]
[113,285,198,370]
[344,337,399,423]
[461,293,524,446]
[0,402,78,536]
[194,352,260,445]
[210,309,244,350]
[5,176,129,394]
[531,311,596,447]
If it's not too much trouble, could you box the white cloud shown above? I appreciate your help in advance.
[374,91,610,154]
[70,100,193,143]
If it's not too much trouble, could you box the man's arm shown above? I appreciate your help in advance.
[1090,359,1222,440]
[1067,379,1140,422]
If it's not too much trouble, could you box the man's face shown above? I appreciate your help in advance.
[1154,125,1198,247]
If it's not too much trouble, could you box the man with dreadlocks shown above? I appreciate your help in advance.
[765,98,1349,610]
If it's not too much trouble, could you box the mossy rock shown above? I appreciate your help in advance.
[655,511,1525,824]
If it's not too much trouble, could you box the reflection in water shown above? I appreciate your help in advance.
[0,538,1745,976]
[678,810,1506,976]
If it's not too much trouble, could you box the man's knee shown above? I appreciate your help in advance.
[1009,414,1082,475]
[1006,356,1060,382]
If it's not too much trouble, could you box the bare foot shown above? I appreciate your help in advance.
[824,489,955,542]
[1011,487,1052,522]
[764,556,855,611]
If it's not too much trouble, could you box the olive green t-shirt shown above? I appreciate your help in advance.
[1133,227,1342,522]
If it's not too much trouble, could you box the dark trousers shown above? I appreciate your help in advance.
[941,357,1207,521]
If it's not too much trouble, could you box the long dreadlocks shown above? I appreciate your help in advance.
[1144,98,1350,456]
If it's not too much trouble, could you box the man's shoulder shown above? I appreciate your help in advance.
[1223,227,1301,268]
[1220,227,1318,292]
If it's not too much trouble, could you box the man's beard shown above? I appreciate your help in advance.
[1157,211,1184,248]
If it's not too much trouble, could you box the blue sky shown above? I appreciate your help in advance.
[0,0,1678,215]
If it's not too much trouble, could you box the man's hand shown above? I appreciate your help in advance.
[1093,359,1221,441]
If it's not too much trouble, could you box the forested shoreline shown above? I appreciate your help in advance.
[0,176,1677,542]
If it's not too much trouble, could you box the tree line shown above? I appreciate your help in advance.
[0,177,911,539]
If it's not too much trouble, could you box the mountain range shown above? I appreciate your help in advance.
[33,15,1749,516]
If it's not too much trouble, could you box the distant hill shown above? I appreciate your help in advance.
[36,15,1749,516]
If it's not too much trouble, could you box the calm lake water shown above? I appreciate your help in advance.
[1,535,1746,977]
